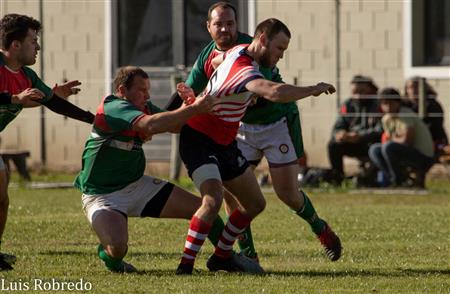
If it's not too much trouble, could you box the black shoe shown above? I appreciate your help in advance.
[0,255,13,271]
[176,263,193,275]
[239,248,260,263]
[317,222,342,261]
[108,260,138,273]
[0,252,16,265]
[328,170,344,186]
[118,261,138,273]
[206,252,264,274]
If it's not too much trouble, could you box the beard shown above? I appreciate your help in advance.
[215,33,235,50]
[18,49,37,66]
[259,50,272,68]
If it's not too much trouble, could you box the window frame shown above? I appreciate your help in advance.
[403,0,450,79]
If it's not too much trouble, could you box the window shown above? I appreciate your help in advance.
[404,0,450,78]
[117,0,173,67]
[114,0,242,68]
[109,0,249,161]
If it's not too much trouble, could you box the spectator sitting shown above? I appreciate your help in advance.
[368,88,435,188]
[403,76,448,156]
[327,75,383,185]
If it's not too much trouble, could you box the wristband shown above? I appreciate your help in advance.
[0,92,12,105]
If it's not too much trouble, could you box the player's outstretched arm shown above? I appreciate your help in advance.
[1,88,44,107]
[37,79,94,124]
[133,93,215,136]
[40,94,94,124]
[246,78,335,103]
[52,80,81,98]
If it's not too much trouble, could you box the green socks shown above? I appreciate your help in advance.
[296,191,326,235]
[237,225,257,259]
[97,244,124,272]
[207,216,225,247]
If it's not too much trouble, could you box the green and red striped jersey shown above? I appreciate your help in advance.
[0,52,52,132]
[74,95,163,195]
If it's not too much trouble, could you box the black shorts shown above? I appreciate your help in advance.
[179,124,249,182]
[140,182,174,218]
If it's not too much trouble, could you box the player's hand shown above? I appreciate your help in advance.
[12,88,45,104]
[176,82,196,105]
[334,130,347,142]
[312,82,336,96]
[53,80,81,99]
[191,93,216,114]
[139,132,153,142]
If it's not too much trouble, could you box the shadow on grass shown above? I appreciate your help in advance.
[99,268,450,277]
[38,250,181,258]
[129,269,212,276]
[39,250,88,256]
[129,251,311,259]
[128,251,181,258]
[37,251,450,278]
[264,268,450,277]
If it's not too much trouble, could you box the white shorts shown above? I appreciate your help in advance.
[81,175,171,223]
[0,157,5,171]
[237,117,297,167]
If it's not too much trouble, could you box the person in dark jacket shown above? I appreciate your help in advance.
[403,76,448,157]
[327,75,383,184]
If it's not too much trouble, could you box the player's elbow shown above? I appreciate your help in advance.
[137,118,159,137]
[265,87,287,103]
[145,123,164,136]
[146,120,182,135]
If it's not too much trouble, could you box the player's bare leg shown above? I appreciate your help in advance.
[0,167,15,271]
[92,210,136,273]
[223,164,258,260]
[204,167,265,273]
[270,164,342,261]
[161,185,226,250]
[176,179,223,275]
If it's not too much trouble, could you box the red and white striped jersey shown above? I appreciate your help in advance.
[187,44,263,145]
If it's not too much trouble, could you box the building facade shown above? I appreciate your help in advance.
[0,0,449,171]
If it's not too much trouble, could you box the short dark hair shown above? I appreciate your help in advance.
[380,87,401,103]
[0,14,41,50]
[207,2,237,22]
[351,74,378,94]
[113,66,149,91]
[254,18,291,41]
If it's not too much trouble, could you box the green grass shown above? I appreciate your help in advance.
[1,175,449,293]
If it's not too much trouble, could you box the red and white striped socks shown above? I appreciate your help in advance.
[215,209,251,259]
[180,216,212,266]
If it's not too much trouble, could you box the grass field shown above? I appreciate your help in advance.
[1,174,449,293]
